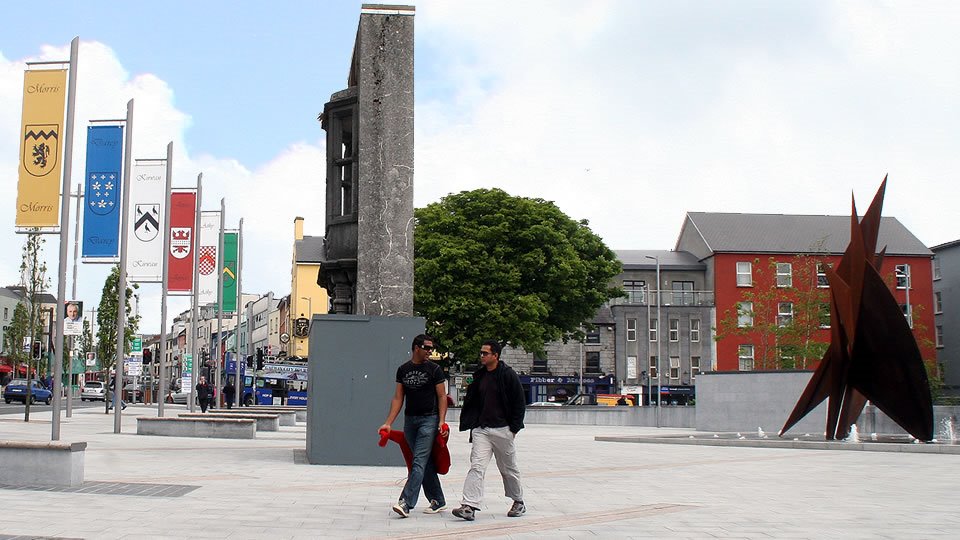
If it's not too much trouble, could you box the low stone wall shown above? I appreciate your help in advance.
[179,413,279,432]
[446,405,695,428]
[0,441,86,487]
[137,417,256,439]
[242,405,307,426]
[222,409,296,426]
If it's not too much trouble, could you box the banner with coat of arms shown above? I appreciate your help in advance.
[81,125,124,261]
[221,231,238,313]
[197,211,221,305]
[168,190,197,293]
[16,69,67,228]
[125,160,166,282]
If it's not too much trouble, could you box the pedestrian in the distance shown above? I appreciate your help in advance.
[223,380,236,409]
[452,340,526,521]
[196,376,212,413]
[379,334,449,518]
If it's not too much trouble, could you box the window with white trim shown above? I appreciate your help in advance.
[669,356,680,379]
[736,261,752,287]
[935,292,942,314]
[936,325,943,348]
[817,262,831,288]
[690,319,701,342]
[623,280,646,303]
[649,319,658,342]
[777,302,794,327]
[691,356,701,380]
[895,264,911,289]
[626,318,637,342]
[649,356,658,379]
[933,256,941,280]
[669,318,680,342]
[776,262,793,288]
[738,345,754,371]
[738,301,753,327]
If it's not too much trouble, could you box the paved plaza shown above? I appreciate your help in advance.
[1,405,958,539]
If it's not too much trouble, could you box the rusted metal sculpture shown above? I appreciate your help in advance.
[780,177,934,441]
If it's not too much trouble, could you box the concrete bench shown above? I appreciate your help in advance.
[137,417,256,439]
[179,412,280,431]
[243,407,306,422]
[0,440,86,487]
[227,408,297,426]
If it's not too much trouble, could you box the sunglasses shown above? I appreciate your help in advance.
[479,351,494,357]
[418,344,435,351]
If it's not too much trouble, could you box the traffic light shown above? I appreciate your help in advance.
[256,348,264,370]
[142,348,152,364]
[246,355,253,368]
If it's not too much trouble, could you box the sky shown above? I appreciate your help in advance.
[1,0,958,335]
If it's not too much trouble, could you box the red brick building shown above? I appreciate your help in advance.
[676,212,935,372]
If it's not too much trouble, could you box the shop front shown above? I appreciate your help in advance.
[520,374,616,404]
[657,385,696,406]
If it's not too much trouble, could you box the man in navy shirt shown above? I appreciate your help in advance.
[380,334,449,517]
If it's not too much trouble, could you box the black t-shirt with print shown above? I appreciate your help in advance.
[396,360,445,416]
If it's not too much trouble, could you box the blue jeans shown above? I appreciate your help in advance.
[400,414,445,509]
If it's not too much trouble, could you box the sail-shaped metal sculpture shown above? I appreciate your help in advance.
[780,177,933,441]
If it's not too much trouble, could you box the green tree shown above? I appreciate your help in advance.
[96,265,140,376]
[3,302,41,366]
[19,231,50,419]
[414,188,622,366]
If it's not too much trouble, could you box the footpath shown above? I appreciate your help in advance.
[0,405,958,539]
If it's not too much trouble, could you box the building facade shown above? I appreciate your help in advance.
[291,217,328,360]
[676,212,935,372]
[932,240,960,395]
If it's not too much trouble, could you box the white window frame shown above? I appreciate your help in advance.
[738,301,753,328]
[649,356,658,379]
[895,264,911,290]
[778,302,794,327]
[776,262,793,288]
[669,356,680,380]
[816,262,830,288]
[935,291,942,314]
[649,319,658,342]
[736,261,753,287]
[626,318,637,342]
[691,356,700,380]
[738,345,755,371]
[936,325,943,348]
[668,318,680,342]
[933,256,941,281]
[690,319,701,343]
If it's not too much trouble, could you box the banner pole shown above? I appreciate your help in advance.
[236,218,244,407]
[189,174,202,412]
[216,199,225,407]
[51,37,79,441]
[158,142,173,417]
[114,99,134,434]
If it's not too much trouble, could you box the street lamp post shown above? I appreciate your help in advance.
[645,255,661,426]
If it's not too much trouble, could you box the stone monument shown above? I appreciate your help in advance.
[307,4,422,466]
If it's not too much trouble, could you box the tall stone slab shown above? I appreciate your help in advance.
[319,4,415,316]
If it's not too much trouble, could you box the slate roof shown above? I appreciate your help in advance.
[616,250,705,270]
[681,212,932,256]
[295,236,325,264]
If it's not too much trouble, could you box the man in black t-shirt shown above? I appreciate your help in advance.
[379,334,449,517]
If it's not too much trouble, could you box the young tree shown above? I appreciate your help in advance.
[19,231,50,420]
[96,265,140,379]
[414,188,622,366]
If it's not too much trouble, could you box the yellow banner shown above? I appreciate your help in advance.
[16,69,67,228]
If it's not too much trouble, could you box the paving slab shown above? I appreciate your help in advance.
[0,405,957,538]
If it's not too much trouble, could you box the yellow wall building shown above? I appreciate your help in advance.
[290,217,328,360]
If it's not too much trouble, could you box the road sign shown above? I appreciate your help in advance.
[131,336,142,353]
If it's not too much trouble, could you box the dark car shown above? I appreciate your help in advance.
[3,379,53,405]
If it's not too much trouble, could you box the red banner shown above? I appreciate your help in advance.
[167,191,197,293]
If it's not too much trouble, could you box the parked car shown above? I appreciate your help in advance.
[167,389,197,405]
[81,381,106,401]
[3,379,52,405]
[123,383,143,403]
[529,401,563,407]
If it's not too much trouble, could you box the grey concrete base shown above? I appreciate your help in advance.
[137,417,256,439]
[0,441,86,487]
[242,407,304,423]
[179,413,279,431]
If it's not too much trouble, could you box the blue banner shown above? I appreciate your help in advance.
[81,125,123,260]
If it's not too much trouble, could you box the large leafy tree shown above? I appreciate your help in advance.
[96,265,140,375]
[19,231,49,419]
[414,188,622,366]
